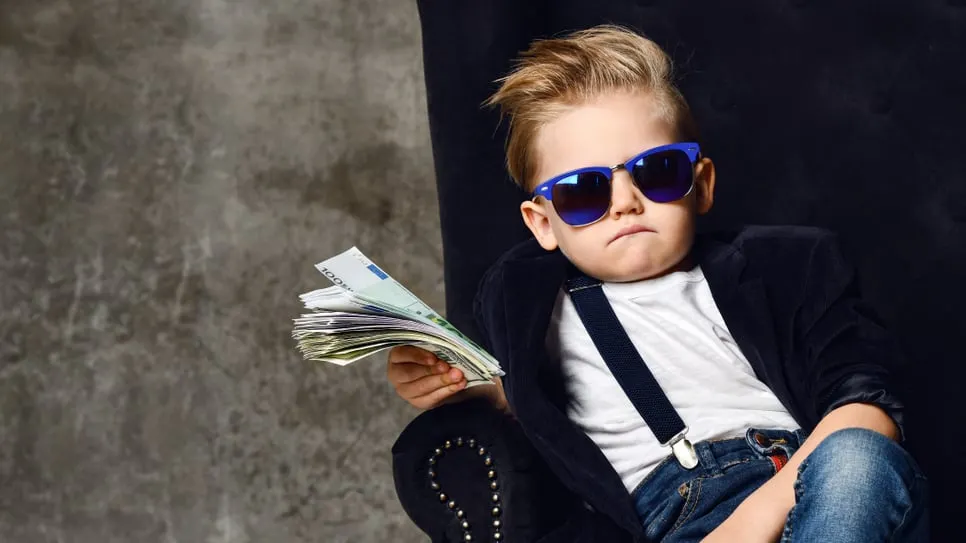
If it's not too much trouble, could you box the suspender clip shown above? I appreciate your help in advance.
[665,429,699,470]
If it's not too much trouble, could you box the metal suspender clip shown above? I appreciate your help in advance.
[664,428,699,470]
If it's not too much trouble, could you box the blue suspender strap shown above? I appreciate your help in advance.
[564,273,699,469]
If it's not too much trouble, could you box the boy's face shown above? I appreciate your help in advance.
[520,90,716,283]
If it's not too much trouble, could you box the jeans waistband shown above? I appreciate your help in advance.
[631,427,805,508]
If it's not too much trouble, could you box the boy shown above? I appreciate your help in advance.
[388,26,927,542]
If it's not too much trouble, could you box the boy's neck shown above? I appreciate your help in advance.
[671,252,697,274]
[650,250,696,280]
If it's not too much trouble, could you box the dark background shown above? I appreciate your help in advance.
[419,0,966,539]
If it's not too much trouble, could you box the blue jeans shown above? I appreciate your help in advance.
[631,427,929,542]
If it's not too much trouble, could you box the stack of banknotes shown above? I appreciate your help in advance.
[292,247,504,388]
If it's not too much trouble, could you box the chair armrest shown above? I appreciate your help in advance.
[392,398,576,542]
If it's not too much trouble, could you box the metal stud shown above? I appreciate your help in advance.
[428,437,503,538]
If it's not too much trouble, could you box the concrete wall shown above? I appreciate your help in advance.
[0,0,434,541]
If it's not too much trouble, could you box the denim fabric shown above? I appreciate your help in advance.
[781,427,929,542]
[631,427,928,542]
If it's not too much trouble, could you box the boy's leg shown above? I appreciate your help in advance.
[781,427,929,543]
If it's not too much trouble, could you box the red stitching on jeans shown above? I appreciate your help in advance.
[770,454,788,472]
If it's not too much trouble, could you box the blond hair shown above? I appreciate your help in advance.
[484,25,700,190]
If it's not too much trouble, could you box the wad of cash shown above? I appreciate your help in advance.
[292,247,504,388]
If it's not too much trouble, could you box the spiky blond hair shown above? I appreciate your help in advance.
[485,25,700,190]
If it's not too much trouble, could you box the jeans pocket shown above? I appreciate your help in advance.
[639,478,701,543]
[665,478,703,538]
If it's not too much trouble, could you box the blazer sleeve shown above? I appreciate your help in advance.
[796,231,908,441]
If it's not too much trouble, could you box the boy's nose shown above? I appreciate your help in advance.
[609,171,645,218]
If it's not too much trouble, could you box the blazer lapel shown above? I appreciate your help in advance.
[694,234,781,384]
[499,249,646,537]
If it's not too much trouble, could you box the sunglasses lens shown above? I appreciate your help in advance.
[551,171,611,226]
[630,150,694,203]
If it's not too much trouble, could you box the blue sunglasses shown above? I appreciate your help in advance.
[531,142,701,226]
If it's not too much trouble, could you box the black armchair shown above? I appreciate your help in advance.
[399,1,966,540]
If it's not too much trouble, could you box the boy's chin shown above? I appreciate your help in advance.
[599,250,685,282]
[564,241,684,281]
[584,258,666,283]
[602,268,664,283]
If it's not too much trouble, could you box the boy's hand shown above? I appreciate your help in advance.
[387,346,468,409]
[701,477,788,543]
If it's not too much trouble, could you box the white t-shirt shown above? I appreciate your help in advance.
[546,265,800,493]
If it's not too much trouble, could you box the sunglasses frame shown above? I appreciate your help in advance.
[530,142,702,227]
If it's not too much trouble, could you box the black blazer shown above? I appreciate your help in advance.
[471,224,906,542]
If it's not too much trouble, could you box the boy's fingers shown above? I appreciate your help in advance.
[389,360,449,385]
[410,378,468,409]
[388,345,438,366]
[398,369,465,400]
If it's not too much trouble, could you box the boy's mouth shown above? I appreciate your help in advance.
[610,224,655,244]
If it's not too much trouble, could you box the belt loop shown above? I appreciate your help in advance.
[695,441,719,475]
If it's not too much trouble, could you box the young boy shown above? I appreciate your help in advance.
[388,26,927,542]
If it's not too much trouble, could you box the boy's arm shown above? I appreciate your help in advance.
[706,231,907,542]
[793,231,907,438]
[703,403,898,542]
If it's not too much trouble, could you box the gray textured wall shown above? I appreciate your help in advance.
[0,0,435,541]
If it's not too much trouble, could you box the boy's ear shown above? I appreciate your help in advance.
[693,157,716,215]
[520,200,559,251]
